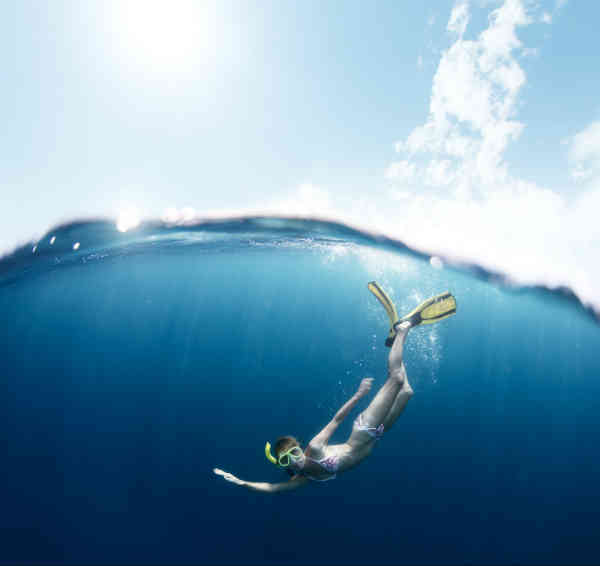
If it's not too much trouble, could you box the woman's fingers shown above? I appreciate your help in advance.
[214,468,244,485]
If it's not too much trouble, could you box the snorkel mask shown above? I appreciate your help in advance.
[265,442,304,468]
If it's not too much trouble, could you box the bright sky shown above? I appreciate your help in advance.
[2,0,599,311]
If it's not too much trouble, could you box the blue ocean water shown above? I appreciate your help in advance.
[1,217,599,565]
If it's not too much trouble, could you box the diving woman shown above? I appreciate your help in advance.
[213,282,456,493]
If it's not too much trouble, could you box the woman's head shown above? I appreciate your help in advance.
[274,436,305,470]
[274,436,300,456]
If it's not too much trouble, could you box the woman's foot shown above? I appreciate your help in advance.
[393,320,412,334]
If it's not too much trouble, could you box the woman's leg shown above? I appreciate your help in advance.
[351,322,411,434]
[381,363,413,431]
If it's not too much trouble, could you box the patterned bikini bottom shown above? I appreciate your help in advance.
[354,413,385,440]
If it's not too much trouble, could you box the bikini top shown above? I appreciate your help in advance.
[296,447,339,482]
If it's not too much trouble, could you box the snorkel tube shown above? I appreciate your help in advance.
[265,442,278,466]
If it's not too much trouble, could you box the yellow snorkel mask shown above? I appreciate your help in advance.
[265,442,303,468]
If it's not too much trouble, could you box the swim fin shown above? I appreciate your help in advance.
[368,282,457,347]
[398,291,457,329]
[367,281,399,347]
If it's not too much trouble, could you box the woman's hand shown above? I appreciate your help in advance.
[356,377,374,398]
[213,468,245,486]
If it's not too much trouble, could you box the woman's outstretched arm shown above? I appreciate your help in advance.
[308,377,373,449]
[213,468,309,493]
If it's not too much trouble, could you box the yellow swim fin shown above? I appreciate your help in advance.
[368,282,457,347]
[367,281,399,347]
[399,291,457,328]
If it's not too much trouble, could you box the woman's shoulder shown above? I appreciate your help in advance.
[305,442,325,459]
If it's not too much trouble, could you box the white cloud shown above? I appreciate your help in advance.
[568,121,600,183]
[424,159,455,186]
[447,1,470,38]
[393,0,529,195]
[385,160,416,182]
[541,12,552,23]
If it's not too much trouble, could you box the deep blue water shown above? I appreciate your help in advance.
[1,217,599,565]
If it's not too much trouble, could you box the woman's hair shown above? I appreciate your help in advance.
[273,436,301,460]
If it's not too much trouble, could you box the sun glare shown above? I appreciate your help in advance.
[108,0,217,76]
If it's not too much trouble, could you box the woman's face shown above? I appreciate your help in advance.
[282,445,305,470]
